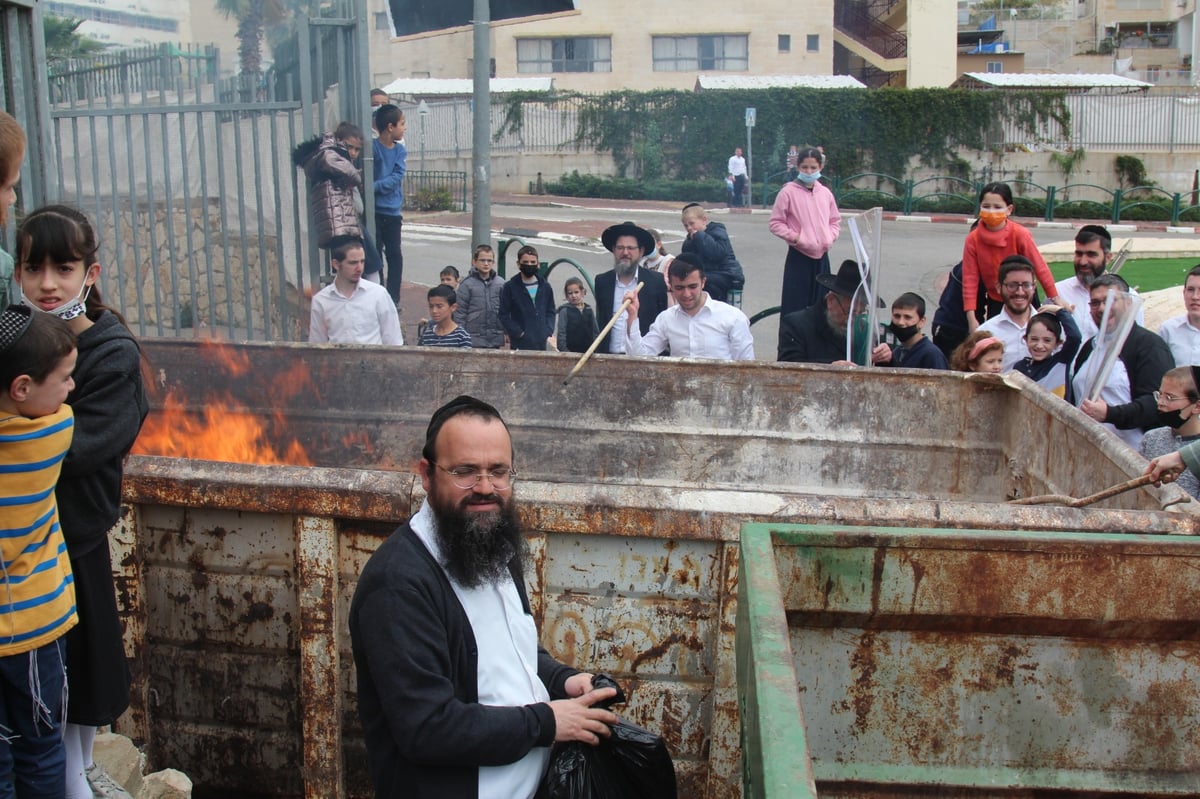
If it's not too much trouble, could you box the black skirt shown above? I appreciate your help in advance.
[65,543,130,726]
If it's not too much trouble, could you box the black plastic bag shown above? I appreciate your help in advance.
[539,674,678,799]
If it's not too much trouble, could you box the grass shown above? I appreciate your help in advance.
[1047,257,1200,293]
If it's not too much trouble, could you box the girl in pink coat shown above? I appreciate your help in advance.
[769,146,841,315]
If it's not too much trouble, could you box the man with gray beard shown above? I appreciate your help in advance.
[778,259,890,365]
[593,221,669,354]
[349,396,618,799]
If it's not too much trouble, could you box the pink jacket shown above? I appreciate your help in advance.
[769,181,841,259]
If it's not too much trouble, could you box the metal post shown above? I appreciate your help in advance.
[472,0,491,248]
[418,99,429,172]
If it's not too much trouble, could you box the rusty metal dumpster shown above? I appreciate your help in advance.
[737,523,1200,798]
[114,340,1199,798]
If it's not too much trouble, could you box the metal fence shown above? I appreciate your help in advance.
[405,170,467,211]
[997,90,1200,152]
[48,43,219,106]
[397,94,586,157]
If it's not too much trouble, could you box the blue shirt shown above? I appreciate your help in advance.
[372,139,407,216]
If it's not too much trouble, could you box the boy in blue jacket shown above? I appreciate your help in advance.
[680,203,745,303]
[373,105,407,304]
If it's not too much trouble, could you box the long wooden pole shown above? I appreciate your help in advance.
[1008,473,1156,508]
[563,281,644,386]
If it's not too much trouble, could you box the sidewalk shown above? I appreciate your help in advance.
[412,191,1200,240]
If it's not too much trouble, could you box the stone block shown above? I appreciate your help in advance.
[93,731,145,796]
[137,769,193,799]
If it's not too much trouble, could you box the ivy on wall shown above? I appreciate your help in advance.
[497,87,1071,183]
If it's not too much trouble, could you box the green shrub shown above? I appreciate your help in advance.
[838,190,904,212]
[545,171,728,203]
[1052,200,1111,219]
[409,187,455,211]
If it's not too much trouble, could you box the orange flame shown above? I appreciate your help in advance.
[131,341,314,466]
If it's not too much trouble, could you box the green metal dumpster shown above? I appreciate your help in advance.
[738,523,1200,798]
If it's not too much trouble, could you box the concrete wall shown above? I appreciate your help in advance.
[368,0,834,92]
[907,0,960,87]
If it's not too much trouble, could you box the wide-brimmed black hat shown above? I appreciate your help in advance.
[816,259,883,303]
[601,221,655,255]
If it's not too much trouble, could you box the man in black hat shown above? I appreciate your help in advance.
[594,221,669,355]
[778,259,890,365]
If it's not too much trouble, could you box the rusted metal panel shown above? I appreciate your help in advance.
[113,340,1200,797]
[110,505,149,747]
[296,516,344,799]
[741,524,1200,797]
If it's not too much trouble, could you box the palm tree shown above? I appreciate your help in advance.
[214,0,288,78]
[43,14,107,66]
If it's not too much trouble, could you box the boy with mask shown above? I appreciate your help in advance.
[1140,365,1200,498]
[882,292,948,370]
[499,245,556,350]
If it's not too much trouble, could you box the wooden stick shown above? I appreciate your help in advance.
[1008,473,1156,508]
[563,281,643,386]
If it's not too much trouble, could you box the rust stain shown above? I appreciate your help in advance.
[238,601,274,624]
[848,631,879,733]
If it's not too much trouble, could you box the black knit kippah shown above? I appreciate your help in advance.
[0,304,33,355]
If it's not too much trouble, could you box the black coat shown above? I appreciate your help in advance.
[349,522,578,799]
[1066,324,1174,432]
[594,268,669,354]
[777,303,847,364]
[499,273,556,350]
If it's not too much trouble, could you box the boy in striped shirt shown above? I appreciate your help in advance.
[0,304,78,795]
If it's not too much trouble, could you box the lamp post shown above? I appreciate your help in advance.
[418,99,429,173]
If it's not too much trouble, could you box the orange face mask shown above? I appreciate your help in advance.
[979,210,1008,228]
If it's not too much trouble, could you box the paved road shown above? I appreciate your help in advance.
[399,202,1183,360]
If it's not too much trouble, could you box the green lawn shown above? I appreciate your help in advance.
[1048,258,1199,293]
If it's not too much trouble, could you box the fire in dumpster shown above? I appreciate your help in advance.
[131,341,315,466]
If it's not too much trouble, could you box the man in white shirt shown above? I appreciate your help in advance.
[349,396,619,799]
[727,147,747,207]
[1159,264,1200,366]
[978,256,1037,370]
[308,240,403,345]
[623,256,754,360]
[1055,224,1143,338]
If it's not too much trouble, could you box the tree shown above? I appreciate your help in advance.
[214,0,288,77]
[43,14,107,66]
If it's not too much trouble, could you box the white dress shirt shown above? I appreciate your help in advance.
[607,270,641,354]
[627,294,755,360]
[308,279,403,345]
[977,306,1029,371]
[1071,342,1141,450]
[410,501,551,799]
[1159,314,1200,366]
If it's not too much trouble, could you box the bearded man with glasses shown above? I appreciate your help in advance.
[977,255,1041,371]
[350,396,619,799]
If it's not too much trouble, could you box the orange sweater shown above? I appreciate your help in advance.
[961,220,1057,311]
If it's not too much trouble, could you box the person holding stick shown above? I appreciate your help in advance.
[593,222,668,355]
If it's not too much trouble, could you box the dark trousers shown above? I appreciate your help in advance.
[0,638,67,799]
[705,273,732,303]
[376,212,404,303]
[732,174,747,207]
[780,249,830,316]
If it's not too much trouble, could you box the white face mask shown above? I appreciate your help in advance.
[18,281,93,321]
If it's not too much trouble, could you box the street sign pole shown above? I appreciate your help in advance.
[745,107,756,207]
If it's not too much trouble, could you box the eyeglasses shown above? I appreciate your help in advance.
[1154,391,1196,405]
[432,463,517,491]
[1087,299,1123,308]
[614,245,641,253]
[1002,281,1035,292]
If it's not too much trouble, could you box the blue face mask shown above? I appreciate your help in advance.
[796,171,821,185]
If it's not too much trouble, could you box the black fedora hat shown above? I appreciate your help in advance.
[816,259,879,300]
[601,221,655,255]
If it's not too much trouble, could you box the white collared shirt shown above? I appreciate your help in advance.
[627,294,755,360]
[1159,314,1200,366]
[410,500,551,799]
[978,306,1029,371]
[607,269,640,354]
[308,279,403,345]
[1072,339,1141,449]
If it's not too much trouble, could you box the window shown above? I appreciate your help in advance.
[807,34,820,52]
[1147,64,1162,81]
[375,12,390,31]
[652,35,748,71]
[778,34,791,53]
[517,37,612,73]
[986,61,1003,73]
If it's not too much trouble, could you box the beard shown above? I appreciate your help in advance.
[614,255,638,278]
[428,485,526,589]
[825,305,848,336]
